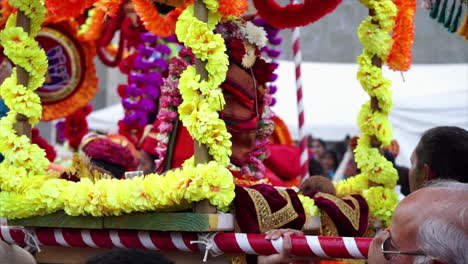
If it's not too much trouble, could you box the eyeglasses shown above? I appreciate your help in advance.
[381,231,427,260]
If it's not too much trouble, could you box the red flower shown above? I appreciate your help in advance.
[252,58,275,85]
[64,105,93,149]
[227,40,246,65]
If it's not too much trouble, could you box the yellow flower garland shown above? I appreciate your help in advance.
[298,194,321,218]
[0,0,320,222]
[336,0,399,226]
[0,0,49,195]
[175,3,232,166]
[0,160,235,219]
[0,0,235,220]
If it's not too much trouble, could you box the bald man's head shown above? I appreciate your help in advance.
[368,182,468,264]
[395,186,468,234]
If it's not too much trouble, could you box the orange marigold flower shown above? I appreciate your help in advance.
[387,0,416,72]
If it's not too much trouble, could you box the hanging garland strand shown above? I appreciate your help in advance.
[175,0,232,166]
[335,0,399,227]
[0,0,49,193]
[387,0,416,72]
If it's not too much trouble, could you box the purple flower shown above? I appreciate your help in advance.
[267,49,281,58]
[163,35,177,43]
[138,98,156,112]
[214,21,244,42]
[269,37,282,46]
[266,28,280,38]
[123,112,138,125]
[129,72,145,83]
[268,85,278,94]
[55,121,65,142]
[141,32,158,44]
[122,98,139,110]
[270,97,277,106]
[152,58,168,72]
[136,111,148,127]
[253,18,268,28]
[137,44,154,57]
[125,83,142,97]
[270,61,279,69]
[270,73,278,82]
[155,44,171,56]
[134,56,152,71]
[144,72,163,87]
[143,84,160,99]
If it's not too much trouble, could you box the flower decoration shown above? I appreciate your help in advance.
[214,19,277,180]
[0,0,49,194]
[175,3,232,166]
[245,21,267,48]
[64,105,93,150]
[335,0,399,226]
[45,0,97,18]
[132,0,193,38]
[153,47,195,172]
[119,32,174,145]
[387,0,416,72]
[218,0,248,17]
[78,0,122,41]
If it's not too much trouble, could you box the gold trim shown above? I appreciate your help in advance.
[36,27,82,103]
[315,192,361,231]
[245,188,298,233]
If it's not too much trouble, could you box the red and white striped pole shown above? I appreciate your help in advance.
[0,226,371,259]
[291,0,309,182]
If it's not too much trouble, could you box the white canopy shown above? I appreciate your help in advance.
[88,61,468,167]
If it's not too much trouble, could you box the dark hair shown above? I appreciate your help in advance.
[382,149,395,164]
[415,126,468,183]
[324,150,339,169]
[90,159,126,179]
[383,149,410,195]
[309,158,325,176]
[312,139,326,149]
[86,249,174,264]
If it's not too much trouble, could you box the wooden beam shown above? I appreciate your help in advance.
[192,0,216,214]
[13,11,32,139]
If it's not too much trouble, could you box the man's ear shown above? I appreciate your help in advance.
[423,163,435,182]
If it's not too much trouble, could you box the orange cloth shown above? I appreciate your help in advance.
[271,116,294,146]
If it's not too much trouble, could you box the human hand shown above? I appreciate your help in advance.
[258,229,304,264]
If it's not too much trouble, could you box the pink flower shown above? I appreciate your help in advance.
[169,57,189,76]
[159,96,172,108]
[158,122,174,133]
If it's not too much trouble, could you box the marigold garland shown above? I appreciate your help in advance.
[336,0,399,226]
[78,0,121,41]
[132,0,193,38]
[218,0,248,17]
[44,0,97,18]
[0,159,235,219]
[0,0,49,194]
[175,3,232,166]
[0,0,237,220]
[387,0,416,72]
